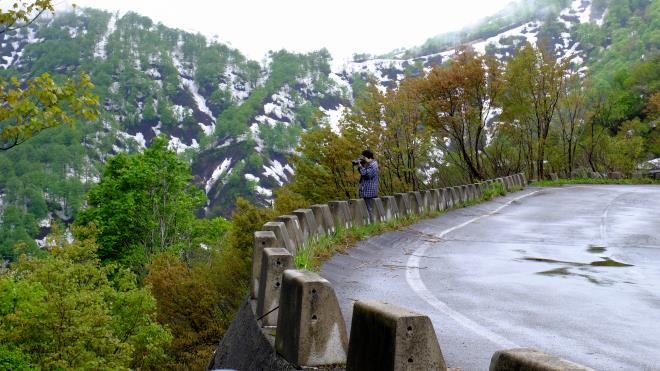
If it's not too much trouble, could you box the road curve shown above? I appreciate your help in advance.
[320,185,660,371]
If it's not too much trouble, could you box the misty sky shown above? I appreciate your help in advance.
[62,0,513,63]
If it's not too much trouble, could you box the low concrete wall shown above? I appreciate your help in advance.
[394,193,411,216]
[276,215,305,251]
[256,247,294,327]
[348,198,369,226]
[263,221,296,255]
[346,301,447,371]
[441,188,452,209]
[251,231,278,299]
[311,204,334,235]
[372,198,387,222]
[275,270,349,367]
[293,208,320,243]
[408,191,423,215]
[490,348,594,371]
[328,200,352,229]
[381,196,399,220]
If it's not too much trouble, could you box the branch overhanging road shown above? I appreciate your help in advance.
[320,185,660,371]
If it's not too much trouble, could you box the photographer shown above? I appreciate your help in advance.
[354,149,379,222]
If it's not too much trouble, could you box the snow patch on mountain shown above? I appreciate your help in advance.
[206,158,232,194]
[471,22,539,54]
[94,13,116,59]
[117,131,147,149]
[181,75,215,121]
[320,105,346,133]
[168,136,199,153]
[262,159,292,186]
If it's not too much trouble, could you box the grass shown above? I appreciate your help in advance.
[295,182,510,271]
[532,177,660,187]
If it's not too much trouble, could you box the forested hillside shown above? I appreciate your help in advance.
[0,8,350,258]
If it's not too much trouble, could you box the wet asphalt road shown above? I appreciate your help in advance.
[320,185,660,371]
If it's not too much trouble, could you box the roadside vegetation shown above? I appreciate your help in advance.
[295,182,508,271]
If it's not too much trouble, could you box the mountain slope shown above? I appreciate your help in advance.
[1,0,657,258]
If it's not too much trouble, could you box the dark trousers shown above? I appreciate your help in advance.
[363,197,375,223]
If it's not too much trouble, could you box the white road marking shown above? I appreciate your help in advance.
[405,190,541,348]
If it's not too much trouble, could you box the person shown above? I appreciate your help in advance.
[358,149,378,222]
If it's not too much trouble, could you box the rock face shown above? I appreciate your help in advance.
[208,299,296,371]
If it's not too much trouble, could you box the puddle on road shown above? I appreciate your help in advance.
[537,267,610,285]
[521,256,633,268]
[587,244,607,253]
[520,251,633,285]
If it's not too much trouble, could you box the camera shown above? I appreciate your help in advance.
[352,158,367,166]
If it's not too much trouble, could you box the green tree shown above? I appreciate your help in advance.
[76,136,205,270]
[0,225,171,370]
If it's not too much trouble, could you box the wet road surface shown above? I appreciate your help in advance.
[320,185,660,370]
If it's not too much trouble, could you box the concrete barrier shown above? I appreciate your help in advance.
[263,221,296,255]
[451,187,462,205]
[275,270,349,367]
[381,196,400,220]
[435,189,446,211]
[372,198,387,222]
[252,231,279,299]
[520,172,528,185]
[293,209,320,243]
[256,248,294,327]
[424,189,438,212]
[489,348,594,371]
[465,185,473,200]
[328,201,352,229]
[275,215,305,251]
[441,188,452,209]
[311,204,334,235]
[394,193,411,216]
[431,189,442,211]
[408,191,423,214]
[470,183,480,200]
[346,301,447,371]
[348,198,370,226]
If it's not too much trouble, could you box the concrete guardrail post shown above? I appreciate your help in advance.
[451,187,462,206]
[311,204,334,235]
[394,193,411,216]
[328,200,352,230]
[435,189,446,211]
[521,172,528,185]
[470,183,480,200]
[381,196,400,220]
[263,221,296,255]
[489,348,594,371]
[256,247,294,327]
[251,231,279,299]
[428,190,439,212]
[275,270,349,367]
[441,188,452,209]
[463,185,473,202]
[276,215,305,251]
[408,191,423,215]
[346,301,447,371]
[293,208,320,243]
[348,198,370,226]
[372,198,387,222]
